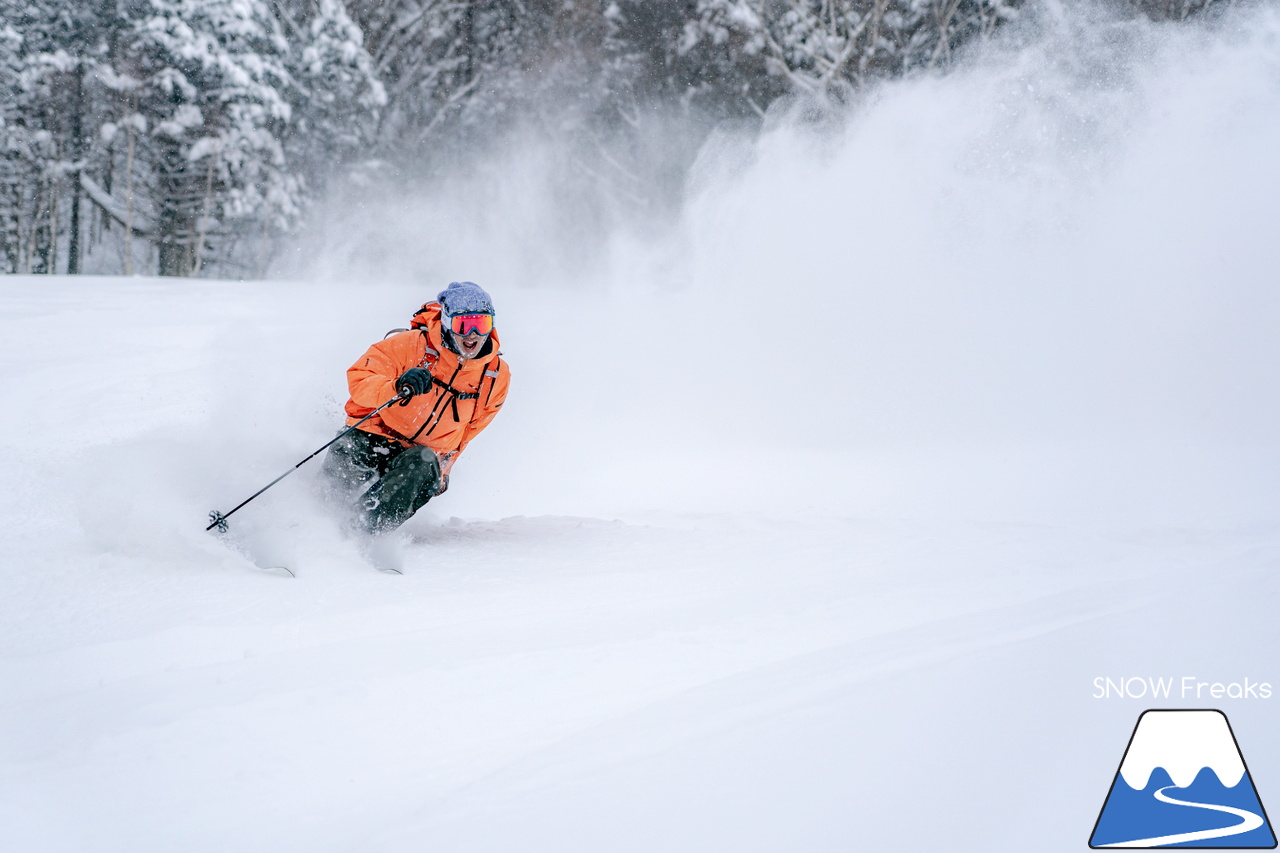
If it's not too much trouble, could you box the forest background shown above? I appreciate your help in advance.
[0,0,1225,279]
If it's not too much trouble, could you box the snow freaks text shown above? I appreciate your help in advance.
[1093,677,1274,700]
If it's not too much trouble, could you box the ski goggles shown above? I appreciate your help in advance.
[448,312,494,336]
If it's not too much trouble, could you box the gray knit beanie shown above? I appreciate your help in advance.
[438,281,495,317]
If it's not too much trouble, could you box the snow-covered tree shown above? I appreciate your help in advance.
[678,0,1021,108]
[1129,0,1221,20]
[0,17,33,273]
[112,0,296,275]
[0,0,1229,278]
[347,0,478,152]
[276,0,385,171]
[0,0,117,274]
[1,0,381,277]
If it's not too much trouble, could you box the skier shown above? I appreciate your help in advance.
[322,281,510,534]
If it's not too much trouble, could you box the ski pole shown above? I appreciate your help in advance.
[207,389,410,532]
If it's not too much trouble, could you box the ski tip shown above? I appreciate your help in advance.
[375,566,404,575]
[258,565,296,578]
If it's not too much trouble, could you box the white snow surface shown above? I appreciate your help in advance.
[4,7,1280,852]
[1119,710,1245,790]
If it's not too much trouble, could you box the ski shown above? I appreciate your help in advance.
[208,518,296,577]
[357,531,406,575]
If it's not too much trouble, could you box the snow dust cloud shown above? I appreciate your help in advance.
[674,2,1280,448]
[289,2,1280,526]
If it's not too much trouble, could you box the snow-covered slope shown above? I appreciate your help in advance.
[3,6,1280,853]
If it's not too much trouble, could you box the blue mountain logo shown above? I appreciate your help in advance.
[1091,709,1276,848]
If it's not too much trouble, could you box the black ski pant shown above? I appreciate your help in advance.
[322,428,443,534]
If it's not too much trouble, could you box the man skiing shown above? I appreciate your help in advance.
[323,281,510,534]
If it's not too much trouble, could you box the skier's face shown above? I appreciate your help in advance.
[454,330,488,359]
[447,312,493,359]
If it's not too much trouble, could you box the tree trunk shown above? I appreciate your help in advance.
[67,67,85,274]
[67,190,81,273]
[124,118,135,276]
[47,172,58,273]
[156,141,197,277]
[464,2,475,84]
[158,238,187,277]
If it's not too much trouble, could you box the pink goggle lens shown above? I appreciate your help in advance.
[450,313,494,336]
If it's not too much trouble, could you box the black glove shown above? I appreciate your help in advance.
[396,367,433,402]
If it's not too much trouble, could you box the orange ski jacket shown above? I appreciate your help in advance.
[342,302,510,472]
